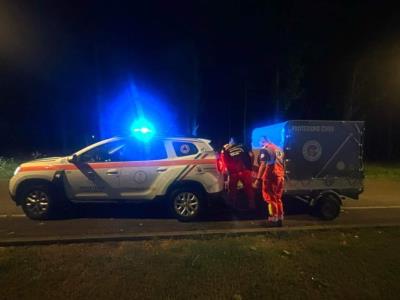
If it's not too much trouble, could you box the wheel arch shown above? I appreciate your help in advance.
[166,180,207,197]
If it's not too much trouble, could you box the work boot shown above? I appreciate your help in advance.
[266,221,280,227]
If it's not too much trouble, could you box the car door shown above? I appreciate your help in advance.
[63,139,125,200]
[118,139,170,200]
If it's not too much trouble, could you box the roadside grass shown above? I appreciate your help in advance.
[0,157,20,180]
[364,162,400,179]
[0,227,399,299]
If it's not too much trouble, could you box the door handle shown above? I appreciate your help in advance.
[106,169,119,175]
[157,167,168,172]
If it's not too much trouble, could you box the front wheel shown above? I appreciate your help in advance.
[21,185,54,220]
[169,188,205,222]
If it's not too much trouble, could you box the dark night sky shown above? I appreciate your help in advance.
[1,0,400,159]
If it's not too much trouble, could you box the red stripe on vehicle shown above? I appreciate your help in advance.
[19,158,216,172]
[179,153,209,180]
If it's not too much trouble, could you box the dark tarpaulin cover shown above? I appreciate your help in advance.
[251,120,364,198]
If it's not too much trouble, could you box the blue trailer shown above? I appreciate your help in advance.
[251,120,365,220]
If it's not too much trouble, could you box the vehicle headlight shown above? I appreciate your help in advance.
[13,166,21,176]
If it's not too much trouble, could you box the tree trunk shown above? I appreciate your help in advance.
[243,80,248,145]
[344,63,359,120]
[275,66,280,121]
[386,108,393,160]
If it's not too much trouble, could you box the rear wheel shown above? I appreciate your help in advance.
[315,193,341,220]
[169,188,205,222]
[21,184,54,220]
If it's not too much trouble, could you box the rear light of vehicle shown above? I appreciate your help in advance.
[216,153,224,173]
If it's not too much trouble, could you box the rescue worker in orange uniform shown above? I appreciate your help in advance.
[253,136,285,227]
[220,138,255,210]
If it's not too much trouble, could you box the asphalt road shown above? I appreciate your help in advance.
[1,179,399,243]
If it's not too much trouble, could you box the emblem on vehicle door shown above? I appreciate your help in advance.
[133,170,147,183]
[180,144,190,154]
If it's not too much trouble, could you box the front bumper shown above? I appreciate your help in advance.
[9,190,16,202]
[8,176,17,203]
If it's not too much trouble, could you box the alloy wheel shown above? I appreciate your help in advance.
[24,190,49,217]
[174,192,199,217]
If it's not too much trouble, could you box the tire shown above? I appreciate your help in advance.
[20,184,55,220]
[169,188,205,222]
[316,193,341,220]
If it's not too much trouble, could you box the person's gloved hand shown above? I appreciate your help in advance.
[252,178,261,189]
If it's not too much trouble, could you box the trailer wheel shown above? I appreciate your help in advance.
[315,193,341,220]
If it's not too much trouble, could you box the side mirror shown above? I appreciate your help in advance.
[68,154,79,163]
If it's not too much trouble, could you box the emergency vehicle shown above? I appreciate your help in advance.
[9,137,224,221]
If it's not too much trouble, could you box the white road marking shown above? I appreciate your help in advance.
[0,214,25,218]
[344,206,400,210]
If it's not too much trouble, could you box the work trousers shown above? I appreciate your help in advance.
[262,174,284,221]
[229,170,255,209]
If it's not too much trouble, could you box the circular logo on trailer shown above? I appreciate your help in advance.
[180,144,190,155]
[302,140,322,162]
[133,170,147,184]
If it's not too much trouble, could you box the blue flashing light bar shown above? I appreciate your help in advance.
[134,127,152,134]
[130,118,155,142]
